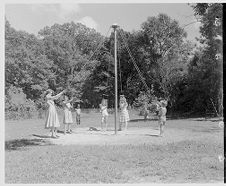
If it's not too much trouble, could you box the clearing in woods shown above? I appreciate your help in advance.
[5,111,224,183]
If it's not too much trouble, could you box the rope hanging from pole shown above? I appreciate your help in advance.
[118,29,151,93]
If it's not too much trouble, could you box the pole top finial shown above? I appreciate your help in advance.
[112,23,119,29]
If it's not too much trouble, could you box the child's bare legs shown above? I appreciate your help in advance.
[77,116,80,125]
[54,127,58,137]
[76,116,80,125]
[101,117,107,131]
[159,124,163,136]
[125,121,128,131]
[159,122,165,136]
[67,124,72,133]
[64,124,67,135]
[101,118,103,131]
[104,117,108,131]
[118,122,122,131]
[144,112,148,120]
[51,127,54,137]
[51,127,58,138]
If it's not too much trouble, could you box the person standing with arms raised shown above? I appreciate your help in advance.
[45,89,65,138]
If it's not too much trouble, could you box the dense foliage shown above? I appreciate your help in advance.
[5,3,223,119]
[173,3,223,116]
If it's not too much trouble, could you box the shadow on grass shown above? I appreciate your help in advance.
[56,130,65,134]
[166,113,223,121]
[144,134,160,137]
[189,118,223,122]
[129,118,157,122]
[123,133,160,137]
[5,138,52,151]
[192,128,222,133]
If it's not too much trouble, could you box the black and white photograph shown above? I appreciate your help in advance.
[2,1,224,184]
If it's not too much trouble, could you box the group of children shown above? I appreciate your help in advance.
[99,95,130,132]
[44,89,81,138]
[99,95,168,136]
[44,89,167,138]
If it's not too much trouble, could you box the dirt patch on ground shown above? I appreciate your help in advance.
[39,127,223,146]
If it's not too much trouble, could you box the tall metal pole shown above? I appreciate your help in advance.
[112,24,118,134]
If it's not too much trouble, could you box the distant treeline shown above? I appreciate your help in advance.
[5,3,223,120]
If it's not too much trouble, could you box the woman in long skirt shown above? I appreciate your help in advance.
[45,89,65,138]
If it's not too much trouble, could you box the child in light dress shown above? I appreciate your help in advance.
[45,89,65,138]
[157,100,168,137]
[75,104,81,125]
[99,99,109,131]
[63,95,74,135]
[143,103,149,120]
[119,95,130,131]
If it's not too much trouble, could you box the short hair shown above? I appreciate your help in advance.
[160,100,168,107]
[120,95,127,103]
[46,89,53,94]
[101,99,108,106]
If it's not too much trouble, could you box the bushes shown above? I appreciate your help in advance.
[133,91,159,117]
[5,86,38,120]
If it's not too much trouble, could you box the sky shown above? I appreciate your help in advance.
[5,3,201,42]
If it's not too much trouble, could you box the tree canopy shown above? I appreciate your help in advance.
[5,3,223,119]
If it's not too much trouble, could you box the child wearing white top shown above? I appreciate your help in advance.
[99,99,109,131]
[63,95,74,135]
[119,95,130,131]
[157,100,167,137]
[75,104,81,125]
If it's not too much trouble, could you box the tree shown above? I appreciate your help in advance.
[189,3,223,116]
[156,41,195,106]
[132,14,192,109]
[38,22,104,100]
[81,50,115,108]
[5,20,54,101]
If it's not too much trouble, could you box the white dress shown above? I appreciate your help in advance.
[159,107,167,123]
[63,102,73,124]
[119,102,130,122]
[45,93,62,128]
[100,105,109,117]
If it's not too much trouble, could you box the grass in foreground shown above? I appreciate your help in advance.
[5,112,223,183]
[5,139,223,183]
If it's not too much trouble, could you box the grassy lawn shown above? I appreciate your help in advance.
[5,110,224,183]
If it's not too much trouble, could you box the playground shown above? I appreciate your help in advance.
[5,111,224,183]
[4,3,223,184]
